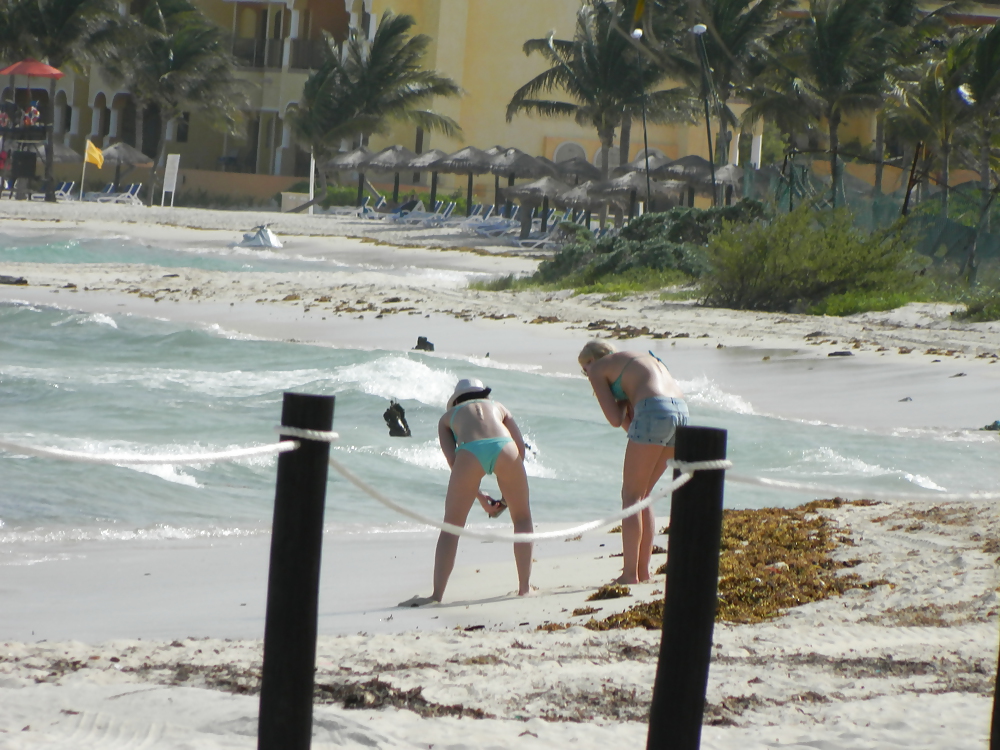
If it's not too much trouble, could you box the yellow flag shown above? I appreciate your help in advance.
[85,140,104,169]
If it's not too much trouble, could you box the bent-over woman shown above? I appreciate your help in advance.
[578,341,688,584]
[400,378,533,606]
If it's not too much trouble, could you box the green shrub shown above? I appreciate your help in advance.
[570,267,691,296]
[701,207,919,312]
[809,291,918,316]
[468,273,535,292]
[953,288,1000,322]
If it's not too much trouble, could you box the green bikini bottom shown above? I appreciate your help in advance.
[456,437,514,475]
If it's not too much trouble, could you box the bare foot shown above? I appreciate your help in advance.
[398,595,439,607]
[615,574,640,585]
[516,585,539,597]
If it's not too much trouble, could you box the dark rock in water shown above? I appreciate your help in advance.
[0,275,27,285]
[983,420,1000,431]
[413,336,434,352]
[899,397,913,402]
[383,400,412,437]
[828,351,853,357]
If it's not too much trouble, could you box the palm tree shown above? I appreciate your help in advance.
[103,0,248,202]
[289,10,461,203]
[507,0,691,182]
[888,37,973,217]
[744,0,889,207]
[0,0,121,200]
[959,22,1000,222]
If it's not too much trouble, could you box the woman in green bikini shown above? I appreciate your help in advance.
[400,378,533,606]
[578,341,688,584]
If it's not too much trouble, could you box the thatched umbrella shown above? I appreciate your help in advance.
[714,164,744,205]
[490,148,557,217]
[367,145,417,204]
[553,180,626,228]
[101,141,154,191]
[408,148,448,207]
[612,153,672,177]
[434,146,493,216]
[328,146,373,207]
[502,175,569,238]
[593,172,685,219]
[554,156,602,185]
[653,154,718,205]
[24,141,80,163]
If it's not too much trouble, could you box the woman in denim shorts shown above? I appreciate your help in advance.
[579,340,689,584]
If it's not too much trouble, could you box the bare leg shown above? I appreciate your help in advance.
[636,446,673,581]
[494,444,532,595]
[430,451,484,602]
[618,441,664,584]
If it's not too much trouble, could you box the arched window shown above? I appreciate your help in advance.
[553,142,586,163]
[593,145,620,171]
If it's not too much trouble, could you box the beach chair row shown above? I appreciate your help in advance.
[83,183,144,205]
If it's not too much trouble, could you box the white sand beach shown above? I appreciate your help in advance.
[2,201,1000,749]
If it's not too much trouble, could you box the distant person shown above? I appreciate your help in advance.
[578,341,688,584]
[400,378,533,606]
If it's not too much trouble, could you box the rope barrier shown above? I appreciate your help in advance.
[327,456,715,542]
[727,473,1000,503]
[273,426,340,443]
[0,438,299,465]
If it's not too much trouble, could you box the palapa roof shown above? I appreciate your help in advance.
[554,180,627,210]
[490,148,556,179]
[554,156,602,182]
[501,175,570,205]
[612,153,673,177]
[366,145,417,172]
[652,154,715,183]
[407,148,448,169]
[101,141,153,167]
[434,146,493,174]
[594,171,686,197]
[327,146,372,170]
[23,142,81,164]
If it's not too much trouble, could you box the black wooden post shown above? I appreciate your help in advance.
[991,635,1000,749]
[647,425,728,750]
[258,392,335,750]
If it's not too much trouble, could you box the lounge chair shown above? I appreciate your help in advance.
[359,195,387,218]
[30,181,75,201]
[395,201,456,227]
[84,183,115,201]
[97,183,143,205]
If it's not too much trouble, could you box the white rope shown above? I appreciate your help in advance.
[0,438,299,465]
[273,426,340,442]
[669,459,732,473]
[727,473,1000,503]
[328,455,701,542]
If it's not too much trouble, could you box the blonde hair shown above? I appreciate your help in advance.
[578,340,617,367]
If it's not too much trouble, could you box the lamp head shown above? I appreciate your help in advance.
[631,27,643,39]
[691,23,708,35]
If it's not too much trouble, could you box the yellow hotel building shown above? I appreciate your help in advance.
[6,0,1000,200]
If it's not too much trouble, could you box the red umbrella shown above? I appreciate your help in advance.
[0,58,65,79]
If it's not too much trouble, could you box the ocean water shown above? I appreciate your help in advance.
[2,299,997,552]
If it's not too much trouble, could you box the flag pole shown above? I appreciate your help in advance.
[80,140,88,200]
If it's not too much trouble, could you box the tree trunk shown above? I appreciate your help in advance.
[941,141,950,219]
[980,125,991,233]
[828,111,840,209]
[135,104,145,156]
[873,112,885,196]
[598,128,613,227]
[44,77,57,202]
[619,114,632,166]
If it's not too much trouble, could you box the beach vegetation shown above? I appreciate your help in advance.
[581,499,889,631]
[289,11,461,210]
[808,290,919,316]
[953,287,1000,322]
[701,207,919,312]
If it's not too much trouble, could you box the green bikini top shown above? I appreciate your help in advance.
[610,351,668,401]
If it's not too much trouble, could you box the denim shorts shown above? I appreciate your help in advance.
[627,397,689,447]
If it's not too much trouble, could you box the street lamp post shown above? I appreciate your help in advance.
[691,24,718,206]
[632,27,652,212]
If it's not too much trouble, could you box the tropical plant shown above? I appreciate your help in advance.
[0,0,122,200]
[743,0,890,207]
[102,0,248,202]
[507,0,693,181]
[289,10,461,202]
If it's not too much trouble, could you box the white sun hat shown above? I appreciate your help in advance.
[448,378,490,408]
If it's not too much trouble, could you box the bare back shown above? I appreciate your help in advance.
[596,351,684,403]
[444,399,512,444]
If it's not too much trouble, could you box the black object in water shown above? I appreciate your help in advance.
[384,400,412,437]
